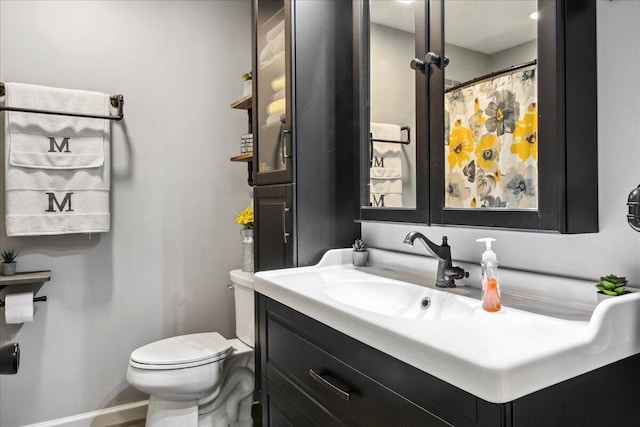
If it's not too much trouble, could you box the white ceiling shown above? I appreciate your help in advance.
[370,0,537,55]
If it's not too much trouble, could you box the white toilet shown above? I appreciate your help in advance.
[127,270,255,427]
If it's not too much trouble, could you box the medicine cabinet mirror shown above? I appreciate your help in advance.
[357,0,427,222]
[357,0,597,233]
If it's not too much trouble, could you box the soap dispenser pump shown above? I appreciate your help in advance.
[477,238,501,312]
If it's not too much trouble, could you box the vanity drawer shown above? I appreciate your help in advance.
[264,376,345,427]
[266,315,450,427]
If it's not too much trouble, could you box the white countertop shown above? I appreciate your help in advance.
[254,249,640,403]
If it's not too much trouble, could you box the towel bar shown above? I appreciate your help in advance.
[369,125,411,145]
[0,296,47,308]
[0,82,124,121]
[369,125,411,166]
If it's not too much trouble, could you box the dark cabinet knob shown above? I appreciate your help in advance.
[425,52,449,70]
[410,58,426,72]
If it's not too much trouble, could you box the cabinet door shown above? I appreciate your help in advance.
[254,0,293,185]
[254,184,294,271]
[426,0,597,232]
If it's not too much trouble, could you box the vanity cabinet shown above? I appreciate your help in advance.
[252,0,359,271]
[257,293,640,427]
[257,294,506,427]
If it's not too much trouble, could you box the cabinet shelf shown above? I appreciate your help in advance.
[0,270,52,288]
[230,153,254,162]
[230,95,253,110]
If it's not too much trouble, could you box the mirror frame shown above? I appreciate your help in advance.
[428,0,598,233]
[355,0,428,223]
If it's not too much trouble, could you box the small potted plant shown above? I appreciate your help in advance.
[352,239,368,267]
[242,72,252,97]
[596,274,629,301]
[1,250,18,276]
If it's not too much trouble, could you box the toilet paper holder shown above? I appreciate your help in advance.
[0,295,47,307]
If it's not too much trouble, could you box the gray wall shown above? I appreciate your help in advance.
[364,0,640,286]
[489,40,537,73]
[446,40,537,84]
[0,1,251,425]
[444,43,490,84]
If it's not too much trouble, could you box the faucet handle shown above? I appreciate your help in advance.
[446,266,468,280]
[442,236,449,246]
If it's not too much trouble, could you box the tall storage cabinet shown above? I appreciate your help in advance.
[252,0,358,272]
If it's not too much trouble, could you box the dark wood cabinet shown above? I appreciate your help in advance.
[252,0,360,271]
[257,293,640,427]
[254,184,293,272]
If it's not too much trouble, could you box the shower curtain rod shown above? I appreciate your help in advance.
[445,59,537,93]
[0,82,124,121]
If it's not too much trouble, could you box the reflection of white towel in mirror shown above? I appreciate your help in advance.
[370,122,403,207]
[370,122,402,157]
[371,156,401,179]
[370,178,402,208]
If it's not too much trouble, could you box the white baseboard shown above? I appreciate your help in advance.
[22,400,148,427]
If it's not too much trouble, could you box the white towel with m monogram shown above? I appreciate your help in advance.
[7,82,108,169]
[3,82,111,236]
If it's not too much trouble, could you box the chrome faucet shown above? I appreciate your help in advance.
[403,231,469,288]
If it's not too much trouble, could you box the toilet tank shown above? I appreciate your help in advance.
[229,270,255,347]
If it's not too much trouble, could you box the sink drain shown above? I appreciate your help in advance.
[420,297,431,310]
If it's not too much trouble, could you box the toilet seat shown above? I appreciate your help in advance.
[130,332,232,370]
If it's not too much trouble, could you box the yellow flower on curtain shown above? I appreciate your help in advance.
[475,134,501,172]
[447,120,474,169]
[510,103,538,162]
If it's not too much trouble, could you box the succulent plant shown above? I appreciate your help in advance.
[1,250,18,263]
[596,274,628,296]
[352,239,367,252]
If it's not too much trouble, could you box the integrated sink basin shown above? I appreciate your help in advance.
[254,248,640,403]
[323,279,476,319]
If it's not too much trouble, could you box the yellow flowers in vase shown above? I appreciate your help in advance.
[235,207,254,230]
[235,206,254,273]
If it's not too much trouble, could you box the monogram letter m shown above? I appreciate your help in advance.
[45,192,74,212]
[48,137,71,153]
[372,194,386,207]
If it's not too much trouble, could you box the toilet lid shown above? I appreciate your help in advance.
[130,332,232,368]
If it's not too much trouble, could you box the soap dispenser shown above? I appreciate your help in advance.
[477,238,501,312]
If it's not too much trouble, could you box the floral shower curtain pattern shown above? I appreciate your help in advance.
[444,66,537,209]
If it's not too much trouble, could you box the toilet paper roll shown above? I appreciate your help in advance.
[5,292,34,324]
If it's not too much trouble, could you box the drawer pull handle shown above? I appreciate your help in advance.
[309,369,351,401]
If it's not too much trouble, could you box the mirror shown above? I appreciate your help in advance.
[361,0,426,221]
[443,1,538,210]
[357,0,597,232]
[429,0,597,232]
[369,1,416,209]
